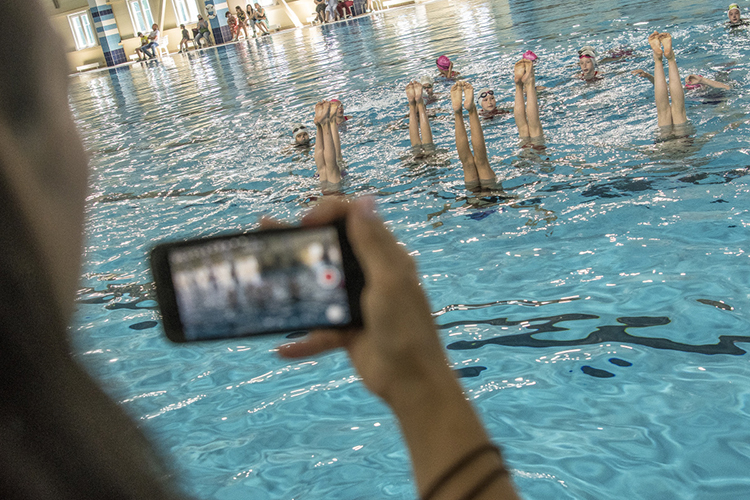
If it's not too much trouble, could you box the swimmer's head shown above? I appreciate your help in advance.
[292,123,310,145]
[477,89,496,112]
[436,55,451,71]
[420,75,434,95]
[685,74,703,90]
[728,4,741,23]
[578,46,597,79]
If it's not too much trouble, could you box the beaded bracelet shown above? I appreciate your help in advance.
[421,443,507,500]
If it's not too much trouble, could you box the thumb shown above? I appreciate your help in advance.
[346,197,412,280]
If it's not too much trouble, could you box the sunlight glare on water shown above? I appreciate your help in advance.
[70,0,750,498]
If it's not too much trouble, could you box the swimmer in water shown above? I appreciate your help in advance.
[513,59,544,141]
[727,3,748,26]
[436,55,460,79]
[632,69,731,90]
[477,88,511,119]
[313,101,344,191]
[647,32,688,128]
[405,80,435,157]
[330,99,349,126]
[450,81,498,192]
[420,75,437,103]
[576,46,602,81]
[292,123,311,146]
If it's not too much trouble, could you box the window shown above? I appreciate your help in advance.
[68,11,97,51]
[128,0,155,34]
[172,0,200,25]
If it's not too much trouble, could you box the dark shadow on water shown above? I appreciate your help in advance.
[444,313,750,356]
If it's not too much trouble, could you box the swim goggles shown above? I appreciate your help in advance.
[292,125,307,137]
[479,90,494,100]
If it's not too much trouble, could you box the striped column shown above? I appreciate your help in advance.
[204,0,232,44]
[88,0,126,66]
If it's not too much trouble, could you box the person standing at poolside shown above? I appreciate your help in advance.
[646,32,688,129]
[194,15,212,47]
[141,23,161,59]
[254,3,271,35]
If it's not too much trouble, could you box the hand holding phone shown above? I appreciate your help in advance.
[151,219,364,342]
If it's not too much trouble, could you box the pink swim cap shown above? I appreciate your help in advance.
[436,55,451,70]
[523,50,538,61]
[685,75,703,90]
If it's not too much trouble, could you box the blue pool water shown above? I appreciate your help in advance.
[70,0,750,498]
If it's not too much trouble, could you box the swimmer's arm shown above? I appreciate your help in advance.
[631,69,654,84]
[694,76,731,90]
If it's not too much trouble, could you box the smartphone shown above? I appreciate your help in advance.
[150,220,364,342]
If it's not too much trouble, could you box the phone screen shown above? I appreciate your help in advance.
[152,223,362,341]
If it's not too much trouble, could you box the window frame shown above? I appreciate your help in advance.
[67,10,97,51]
[171,0,201,25]
[127,0,155,34]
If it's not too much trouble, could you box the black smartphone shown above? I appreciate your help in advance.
[150,220,364,342]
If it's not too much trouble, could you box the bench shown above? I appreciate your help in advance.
[129,54,141,61]
[76,62,100,72]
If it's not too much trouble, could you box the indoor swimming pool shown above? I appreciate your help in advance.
[70,0,750,498]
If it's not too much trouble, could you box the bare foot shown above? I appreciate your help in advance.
[328,100,339,121]
[521,60,535,86]
[659,32,674,60]
[314,101,326,125]
[685,74,702,85]
[514,60,526,85]
[405,81,417,104]
[648,31,662,59]
[414,81,424,104]
[450,82,463,113]
[463,82,476,112]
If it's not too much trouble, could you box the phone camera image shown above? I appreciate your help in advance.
[160,225,357,341]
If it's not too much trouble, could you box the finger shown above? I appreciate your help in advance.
[277,329,350,358]
[259,216,289,230]
[301,196,353,226]
[346,197,413,280]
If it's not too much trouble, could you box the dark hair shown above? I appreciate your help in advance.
[0,1,185,498]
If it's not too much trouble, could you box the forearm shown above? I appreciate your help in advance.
[388,368,520,500]
[701,78,730,89]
